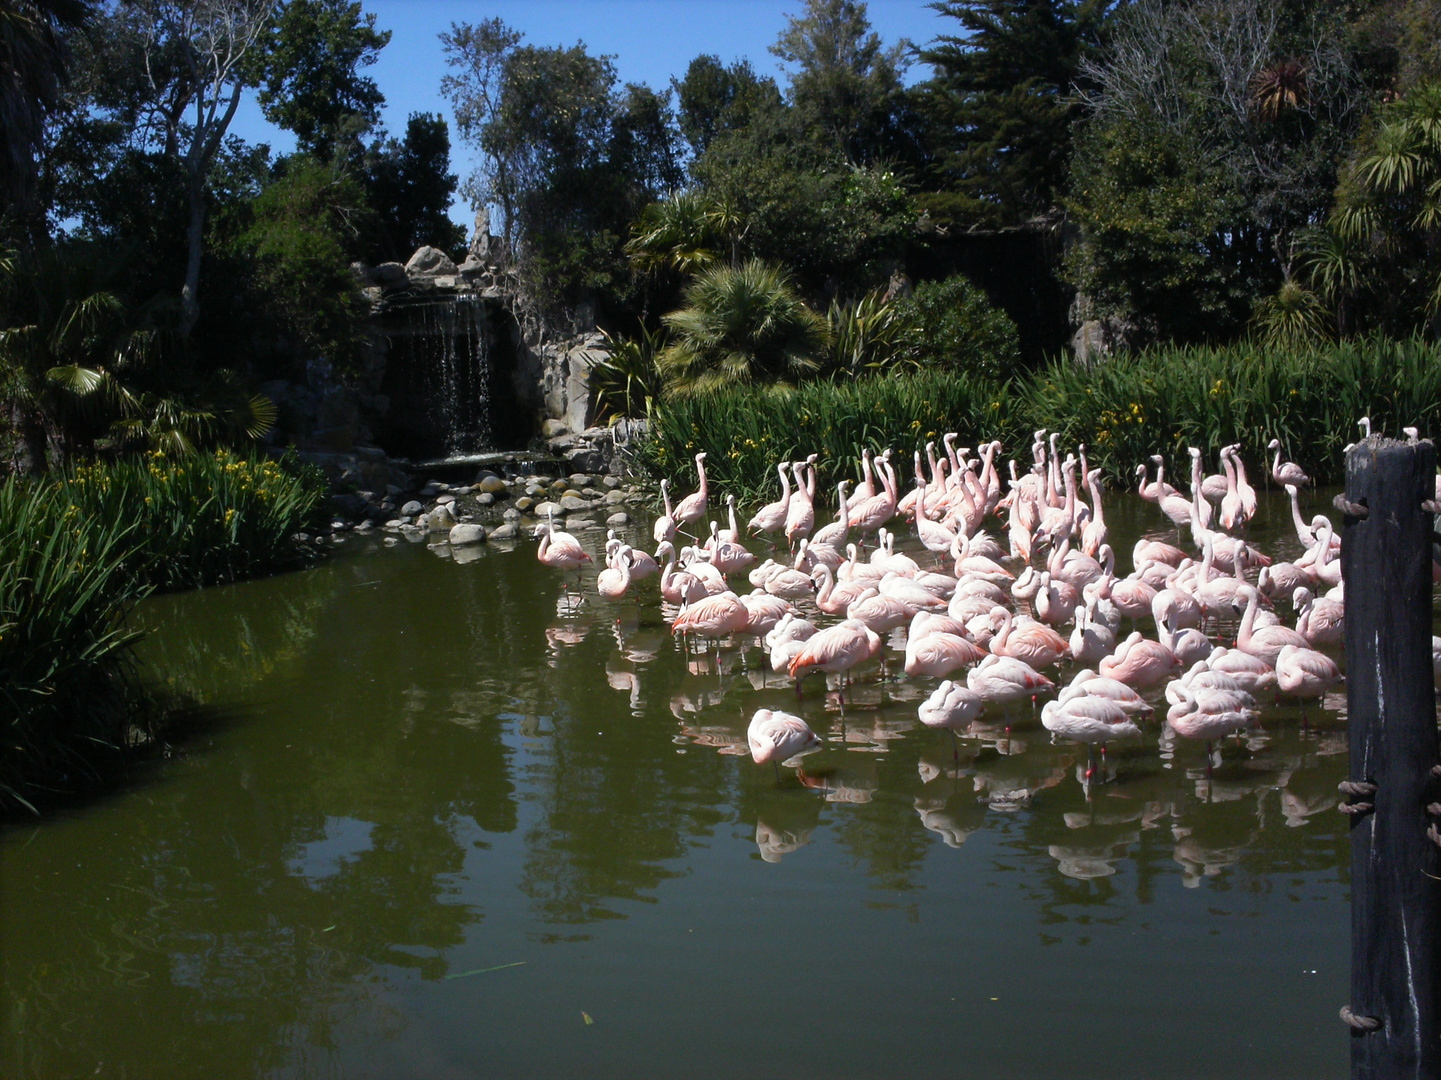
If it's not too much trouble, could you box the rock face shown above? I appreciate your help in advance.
[405,246,460,278]
[540,333,605,434]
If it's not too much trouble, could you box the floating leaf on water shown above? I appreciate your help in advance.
[582,1012,594,1025]
[321,925,336,932]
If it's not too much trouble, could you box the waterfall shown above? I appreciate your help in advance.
[392,294,493,456]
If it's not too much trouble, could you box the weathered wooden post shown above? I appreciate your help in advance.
[1337,435,1441,1080]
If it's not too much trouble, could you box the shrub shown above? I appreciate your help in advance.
[658,260,830,392]
[892,275,1020,379]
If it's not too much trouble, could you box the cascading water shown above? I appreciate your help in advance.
[386,294,494,457]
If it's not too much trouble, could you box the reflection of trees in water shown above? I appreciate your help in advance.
[1,542,533,1078]
[518,606,734,940]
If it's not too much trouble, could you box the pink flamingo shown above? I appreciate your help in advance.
[811,481,853,550]
[1228,446,1257,522]
[1058,669,1151,715]
[739,591,795,637]
[1233,585,1308,667]
[1206,646,1277,696]
[1292,586,1342,647]
[671,590,749,640]
[1275,644,1340,705]
[1099,631,1180,688]
[789,618,882,697]
[536,509,591,597]
[1268,439,1310,488]
[671,452,709,537]
[747,709,820,769]
[905,631,987,679]
[596,547,633,600]
[811,563,876,615]
[967,654,1054,705]
[1042,694,1140,778]
[847,451,897,536]
[656,541,707,605]
[846,592,914,636]
[1166,685,1256,769]
[785,460,816,545]
[654,478,677,546]
[990,607,1069,668]
[878,573,949,612]
[919,680,985,758]
[708,521,756,576]
[748,463,792,536]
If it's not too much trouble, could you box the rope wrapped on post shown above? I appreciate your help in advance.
[1334,494,1369,519]
[1339,780,1378,797]
[1341,1005,1382,1032]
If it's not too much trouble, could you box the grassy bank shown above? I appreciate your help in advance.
[1,450,327,813]
[638,337,1441,499]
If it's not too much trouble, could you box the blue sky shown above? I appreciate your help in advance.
[228,0,952,234]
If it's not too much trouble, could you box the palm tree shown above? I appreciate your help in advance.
[625,192,724,275]
[1330,81,1441,323]
[0,0,91,207]
[658,260,829,393]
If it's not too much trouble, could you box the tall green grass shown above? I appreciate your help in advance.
[0,482,152,812]
[638,369,1027,503]
[62,449,328,590]
[1,450,328,812]
[639,337,1441,498]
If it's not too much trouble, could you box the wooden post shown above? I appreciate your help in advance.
[1339,436,1441,1080]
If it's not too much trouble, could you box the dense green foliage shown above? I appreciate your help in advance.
[914,0,1112,227]
[0,475,151,811]
[0,448,326,810]
[641,338,1441,501]
[892,275,1020,378]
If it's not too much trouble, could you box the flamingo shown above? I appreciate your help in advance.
[748,463,792,536]
[990,607,1069,668]
[789,618,882,695]
[656,541,707,605]
[811,481,853,550]
[811,563,877,615]
[671,452,709,536]
[1233,585,1308,667]
[1293,586,1342,647]
[905,631,988,679]
[1058,670,1151,715]
[1098,632,1180,688]
[967,653,1055,705]
[1041,694,1140,778]
[1228,446,1257,523]
[536,509,591,597]
[671,590,749,640]
[596,547,633,600]
[919,680,985,758]
[708,521,756,576]
[1275,644,1340,704]
[620,543,658,580]
[654,478,677,545]
[1268,440,1310,488]
[879,572,949,612]
[739,591,796,637]
[1069,601,1116,666]
[785,460,816,545]
[846,592,914,636]
[1206,646,1277,696]
[767,613,818,673]
[747,709,820,768]
[1166,684,1256,768]
[718,494,744,544]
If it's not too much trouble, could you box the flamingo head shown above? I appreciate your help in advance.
[1268,438,1280,450]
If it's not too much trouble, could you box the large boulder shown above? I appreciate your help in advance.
[449,523,487,546]
[405,246,460,278]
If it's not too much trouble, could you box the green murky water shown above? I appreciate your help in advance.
[1,492,1365,1078]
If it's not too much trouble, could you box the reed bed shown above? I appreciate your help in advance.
[0,450,326,812]
[639,337,1441,499]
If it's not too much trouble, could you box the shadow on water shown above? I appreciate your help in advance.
[0,486,1394,1079]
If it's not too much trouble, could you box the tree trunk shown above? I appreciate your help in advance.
[179,171,205,337]
[16,403,49,474]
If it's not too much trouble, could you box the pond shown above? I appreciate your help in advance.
[1,489,1370,1078]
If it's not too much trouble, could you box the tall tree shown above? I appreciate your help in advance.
[127,0,277,336]
[672,54,782,159]
[914,0,1113,226]
[0,0,91,214]
[770,0,909,164]
[250,0,388,159]
[363,112,464,263]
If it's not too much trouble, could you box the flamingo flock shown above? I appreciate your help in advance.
[538,419,1441,787]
